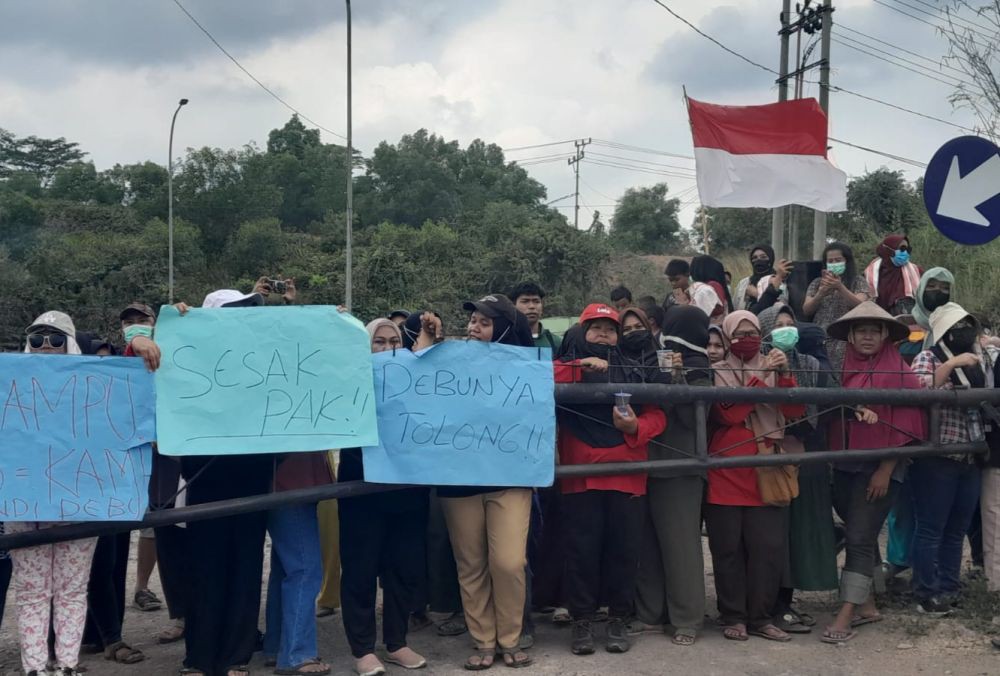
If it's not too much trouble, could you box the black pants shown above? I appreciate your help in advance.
[422,490,463,614]
[531,486,566,610]
[0,556,11,631]
[562,490,643,620]
[182,455,272,676]
[340,498,428,657]
[155,525,190,620]
[705,504,785,629]
[83,531,131,648]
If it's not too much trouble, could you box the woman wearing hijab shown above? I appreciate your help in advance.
[707,311,805,643]
[634,305,711,646]
[735,245,776,310]
[864,235,922,315]
[803,242,873,374]
[337,319,430,676]
[757,305,838,633]
[707,325,727,364]
[437,294,535,670]
[7,312,95,676]
[911,267,955,346]
[690,255,734,324]
[821,302,926,643]
[911,303,988,615]
[555,304,666,656]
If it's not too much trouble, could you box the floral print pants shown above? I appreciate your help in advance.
[6,522,97,673]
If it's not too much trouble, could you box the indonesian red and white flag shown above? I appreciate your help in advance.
[687,97,847,212]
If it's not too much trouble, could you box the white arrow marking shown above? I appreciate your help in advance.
[936,152,1000,227]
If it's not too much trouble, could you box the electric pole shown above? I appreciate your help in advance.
[772,0,791,261]
[567,138,591,229]
[812,0,833,259]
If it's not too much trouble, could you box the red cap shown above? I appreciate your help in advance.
[579,303,620,325]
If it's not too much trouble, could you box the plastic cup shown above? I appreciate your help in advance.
[657,349,674,373]
[614,392,632,416]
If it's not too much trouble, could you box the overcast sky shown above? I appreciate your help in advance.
[0,0,982,228]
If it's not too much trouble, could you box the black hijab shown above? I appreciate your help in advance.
[690,254,735,312]
[797,322,833,374]
[749,243,776,283]
[557,319,644,448]
[619,307,667,384]
[660,305,712,383]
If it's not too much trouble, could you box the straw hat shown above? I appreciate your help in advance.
[826,301,910,342]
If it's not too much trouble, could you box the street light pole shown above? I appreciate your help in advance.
[168,97,189,304]
[345,0,354,312]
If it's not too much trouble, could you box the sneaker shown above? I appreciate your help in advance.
[917,597,954,616]
[571,620,595,655]
[133,589,162,612]
[606,618,631,653]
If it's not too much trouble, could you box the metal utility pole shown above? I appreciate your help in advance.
[345,0,354,312]
[168,97,188,304]
[567,138,591,229]
[771,0,791,261]
[812,0,833,259]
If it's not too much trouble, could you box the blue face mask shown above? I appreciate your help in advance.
[892,249,910,267]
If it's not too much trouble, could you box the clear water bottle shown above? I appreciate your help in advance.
[968,409,985,442]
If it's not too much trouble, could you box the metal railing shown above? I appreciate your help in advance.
[0,384,996,550]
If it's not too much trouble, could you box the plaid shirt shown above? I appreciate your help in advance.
[912,350,984,462]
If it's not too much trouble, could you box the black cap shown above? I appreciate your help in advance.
[119,303,155,321]
[462,294,518,324]
[388,309,410,320]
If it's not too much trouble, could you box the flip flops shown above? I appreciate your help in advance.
[821,628,857,644]
[850,613,883,628]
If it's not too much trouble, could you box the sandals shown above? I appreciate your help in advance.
[499,650,533,669]
[316,606,338,618]
[158,623,185,644]
[723,624,749,641]
[748,624,792,642]
[672,631,697,646]
[134,589,163,612]
[226,666,251,676]
[851,613,883,628]
[821,627,857,644]
[464,652,495,671]
[274,659,331,675]
[775,611,813,634]
[438,613,469,637]
[409,612,434,632]
[104,641,145,664]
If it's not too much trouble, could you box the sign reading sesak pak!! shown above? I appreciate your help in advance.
[154,305,379,456]
[361,341,555,487]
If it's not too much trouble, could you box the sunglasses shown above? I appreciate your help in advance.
[28,333,67,349]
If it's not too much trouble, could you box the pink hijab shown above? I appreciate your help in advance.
[713,310,784,441]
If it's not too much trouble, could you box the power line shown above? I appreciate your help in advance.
[831,35,973,88]
[873,0,995,50]
[592,139,696,161]
[583,157,698,179]
[836,23,970,77]
[587,151,697,174]
[886,0,999,42]
[579,175,618,203]
[649,0,778,75]
[171,0,347,141]
[510,152,576,163]
[907,0,999,34]
[828,137,928,168]
[502,139,576,152]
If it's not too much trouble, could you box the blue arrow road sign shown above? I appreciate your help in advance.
[923,136,1000,245]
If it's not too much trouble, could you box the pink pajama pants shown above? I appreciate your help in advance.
[6,522,97,673]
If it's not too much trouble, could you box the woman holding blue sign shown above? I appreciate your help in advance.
[7,311,96,676]
[438,294,535,671]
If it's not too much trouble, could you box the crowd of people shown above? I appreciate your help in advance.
[1,235,999,675]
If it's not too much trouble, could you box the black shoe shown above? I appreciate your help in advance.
[571,620,595,655]
[917,597,953,616]
[606,618,631,653]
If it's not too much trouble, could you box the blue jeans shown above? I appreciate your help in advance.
[910,457,981,602]
[264,505,324,669]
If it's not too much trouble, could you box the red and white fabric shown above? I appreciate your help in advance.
[687,97,847,212]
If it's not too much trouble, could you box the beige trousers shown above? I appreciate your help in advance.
[982,468,1000,592]
[441,489,531,651]
[316,452,341,608]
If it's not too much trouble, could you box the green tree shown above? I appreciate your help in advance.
[0,129,85,182]
[106,161,170,223]
[699,207,772,252]
[49,162,124,204]
[610,183,682,254]
[224,218,285,278]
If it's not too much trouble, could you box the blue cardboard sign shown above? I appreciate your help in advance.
[923,135,1000,245]
[361,341,555,487]
[0,354,155,521]
[154,305,379,456]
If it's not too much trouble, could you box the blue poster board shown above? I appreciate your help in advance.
[154,305,379,456]
[0,354,155,521]
[362,341,555,487]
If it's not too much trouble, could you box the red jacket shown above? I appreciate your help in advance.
[707,374,804,506]
[554,360,667,496]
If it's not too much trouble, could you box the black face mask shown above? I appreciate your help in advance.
[622,330,651,355]
[585,342,613,359]
[946,327,978,354]
[922,290,950,313]
[752,260,772,275]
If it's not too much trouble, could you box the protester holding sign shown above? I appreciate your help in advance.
[438,294,535,670]
[7,311,96,676]
[707,311,804,643]
[337,318,429,676]
[554,304,666,655]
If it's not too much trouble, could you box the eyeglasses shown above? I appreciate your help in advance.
[732,330,760,339]
[28,333,67,349]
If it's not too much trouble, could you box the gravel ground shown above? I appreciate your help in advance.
[0,534,997,676]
